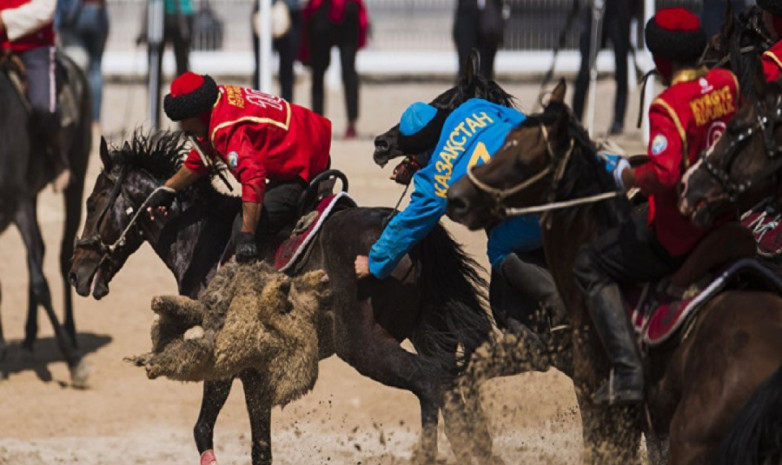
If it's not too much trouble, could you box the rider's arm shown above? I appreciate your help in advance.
[164,164,203,191]
[368,168,447,279]
[240,201,262,234]
[0,0,56,41]
[625,107,684,196]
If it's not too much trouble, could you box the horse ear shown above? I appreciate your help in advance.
[752,51,768,98]
[550,78,567,104]
[463,49,481,84]
[99,136,111,169]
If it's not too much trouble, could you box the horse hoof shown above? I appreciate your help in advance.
[70,358,90,389]
[200,449,218,465]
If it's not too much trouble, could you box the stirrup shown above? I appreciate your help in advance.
[593,369,644,406]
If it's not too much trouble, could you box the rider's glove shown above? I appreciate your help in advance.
[147,187,177,210]
[612,158,630,191]
[391,156,423,185]
[235,232,259,264]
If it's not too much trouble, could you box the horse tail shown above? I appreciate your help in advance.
[713,363,782,465]
[409,222,492,374]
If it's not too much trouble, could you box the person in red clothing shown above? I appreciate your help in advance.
[146,72,332,263]
[1,0,71,191]
[758,0,782,81]
[572,7,741,406]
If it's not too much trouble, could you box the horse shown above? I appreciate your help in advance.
[446,79,782,465]
[680,55,782,229]
[0,50,91,386]
[699,3,774,99]
[68,130,502,465]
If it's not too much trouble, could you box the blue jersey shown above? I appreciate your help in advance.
[368,98,543,278]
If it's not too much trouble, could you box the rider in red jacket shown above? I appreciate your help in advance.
[573,8,741,406]
[147,72,332,263]
[1,0,70,191]
[758,0,782,81]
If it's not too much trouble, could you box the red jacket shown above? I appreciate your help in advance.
[0,0,55,52]
[633,67,740,257]
[184,85,332,204]
[763,39,782,82]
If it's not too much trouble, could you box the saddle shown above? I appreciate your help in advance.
[0,49,81,128]
[273,170,357,272]
[623,222,782,346]
[221,170,356,271]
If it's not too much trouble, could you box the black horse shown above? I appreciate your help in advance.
[0,50,91,385]
[69,129,503,464]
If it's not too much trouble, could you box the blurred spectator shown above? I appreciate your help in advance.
[572,0,637,136]
[252,0,302,102]
[139,0,193,76]
[56,0,109,129]
[300,0,368,139]
[453,0,508,80]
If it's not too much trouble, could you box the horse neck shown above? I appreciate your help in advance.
[140,182,238,298]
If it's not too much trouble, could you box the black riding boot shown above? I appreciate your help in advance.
[587,283,644,405]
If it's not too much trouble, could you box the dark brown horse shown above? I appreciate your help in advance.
[680,54,782,229]
[68,132,500,465]
[446,79,782,465]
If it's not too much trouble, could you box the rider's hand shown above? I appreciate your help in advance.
[391,156,422,185]
[612,158,630,191]
[146,187,177,221]
[235,232,259,264]
[354,255,371,279]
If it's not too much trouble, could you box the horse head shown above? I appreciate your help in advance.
[69,133,189,299]
[372,49,514,167]
[446,79,574,230]
[680,59,782,227]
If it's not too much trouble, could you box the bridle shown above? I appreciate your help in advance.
[75,169,169,263]
[699,94,782,202]
[465,121,621,218]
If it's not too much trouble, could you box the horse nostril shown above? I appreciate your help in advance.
[449,197,469,214]
[68,271,78,286]
[374,137,390,152]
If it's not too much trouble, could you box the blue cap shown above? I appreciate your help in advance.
[399,102,437,136]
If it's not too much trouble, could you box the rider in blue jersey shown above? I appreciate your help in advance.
[355,98,564,343]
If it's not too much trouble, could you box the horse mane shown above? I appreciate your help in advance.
[432,74,516,111]
[523,101,629,228]
[110,130,230,201]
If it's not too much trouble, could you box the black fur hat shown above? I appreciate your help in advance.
[163,72,219,121]
[644,7,707,63]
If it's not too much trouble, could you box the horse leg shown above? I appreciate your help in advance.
[576,390,643,465]
[240,370,273,465]
[14,201,87,386]
[24,280,37,351]
[194,378,234,465]
[0,280,5,362]
[60,178,84,345]
[335,298,444,464]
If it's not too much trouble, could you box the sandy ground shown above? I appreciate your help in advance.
[0,75,646,465]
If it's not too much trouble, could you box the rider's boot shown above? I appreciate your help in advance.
[586,283,644,406]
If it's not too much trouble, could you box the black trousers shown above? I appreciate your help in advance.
[253,7,301,102]
[232,179,307,251]
[308,0,360,122]
[572,0,635,128]
[573,206,683,297]
[453,0,498,80]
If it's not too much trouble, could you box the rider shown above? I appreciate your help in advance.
[758,0,782,81]
[353,99,563,342]
[573,7,741,405]
[146,71,332,263]
[0,0,71,191]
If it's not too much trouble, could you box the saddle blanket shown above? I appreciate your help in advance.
[273,191,356,272]
[625,258,782,346]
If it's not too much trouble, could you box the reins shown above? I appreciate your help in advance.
[467,121,622,218]
[75,168,175,263]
